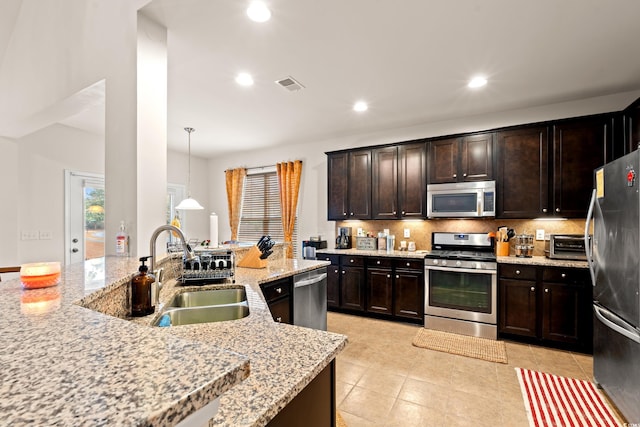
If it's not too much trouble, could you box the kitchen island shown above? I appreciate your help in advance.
[0,256,346,426]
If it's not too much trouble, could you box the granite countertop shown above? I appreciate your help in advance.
[497,255,588,269]
[0,256,346,427]
[316,248,429,259]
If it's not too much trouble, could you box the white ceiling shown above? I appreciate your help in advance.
[4,0,640,158]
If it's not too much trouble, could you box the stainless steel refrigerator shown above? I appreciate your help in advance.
[586,149,640,424]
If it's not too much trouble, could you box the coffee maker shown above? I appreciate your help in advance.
[335,227,352,249]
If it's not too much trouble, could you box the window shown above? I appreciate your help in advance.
[238,169,298,256]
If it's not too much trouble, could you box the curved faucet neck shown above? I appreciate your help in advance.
[149,224,195,272]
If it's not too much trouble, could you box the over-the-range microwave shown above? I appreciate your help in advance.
[426,180,496,218]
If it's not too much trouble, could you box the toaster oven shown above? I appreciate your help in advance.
[545,234,590,261]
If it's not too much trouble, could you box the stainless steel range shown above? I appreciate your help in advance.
[424,232,497,340]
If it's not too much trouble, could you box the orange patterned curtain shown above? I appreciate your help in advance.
[276,160,303,258]
[225,168,247,241]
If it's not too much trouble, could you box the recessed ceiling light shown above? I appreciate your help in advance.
[247,1,271,22]
[468,76,487,89]
[353,101,368,112]
[235,72,254,86]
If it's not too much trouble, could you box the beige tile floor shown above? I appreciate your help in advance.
[328,312,597,427]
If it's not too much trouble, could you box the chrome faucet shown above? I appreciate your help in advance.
[149,224,196,278]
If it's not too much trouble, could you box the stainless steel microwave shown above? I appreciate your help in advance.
[427,181,496,218]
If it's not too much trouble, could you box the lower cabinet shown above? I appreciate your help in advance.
[318,252,423,324]
[499,264,592,353]
[261,277,292,324]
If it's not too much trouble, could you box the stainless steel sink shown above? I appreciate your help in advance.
[167,288,247,308]
[154,303,249,327]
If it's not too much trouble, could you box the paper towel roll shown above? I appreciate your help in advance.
[209,213,219,248]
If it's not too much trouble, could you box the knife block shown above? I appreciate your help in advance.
[237,246,268,269]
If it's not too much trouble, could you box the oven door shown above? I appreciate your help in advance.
[425,265,497,324]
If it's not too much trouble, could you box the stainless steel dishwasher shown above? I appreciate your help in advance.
[293,267,328,330]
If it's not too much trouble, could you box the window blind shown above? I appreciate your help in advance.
[238,171,298,256]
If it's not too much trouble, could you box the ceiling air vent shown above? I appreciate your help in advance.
[275,76,305,92]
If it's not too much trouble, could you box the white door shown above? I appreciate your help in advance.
[65,171,105,265]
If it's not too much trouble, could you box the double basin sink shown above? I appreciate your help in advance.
[154,287,249,327]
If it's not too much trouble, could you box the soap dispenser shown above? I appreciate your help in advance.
[131,256,155,317]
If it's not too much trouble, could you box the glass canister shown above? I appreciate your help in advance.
[514,234,534,257]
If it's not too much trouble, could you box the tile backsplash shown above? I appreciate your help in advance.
[335,218,586,256]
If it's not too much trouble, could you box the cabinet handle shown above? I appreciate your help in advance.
[555,208,561,213]
[406,262,410,267]
[530,287,535,292]
[350,212,354,216]
[393,211,397,215]
[343,212,347,216]
[544,288,549,293]
[377,260,381,264]
[387,274,391,278]
[515,270,521,275]
[401,211,405,215]
[463,173,467,177]
[561,273,566,278]
[276,287,282,294]
[453,173,457,178]
[350,259,354,263]
[396,275,400,279]
[542,208,548,213]
[342,271,345,274]
[276,317,282,322]
[334,269,339,273]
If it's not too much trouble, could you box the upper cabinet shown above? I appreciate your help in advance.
[623,98,640,154]
[496,115,615,219]
[372,142,427,219]
[429,133,494,184]
[327,149,372,220]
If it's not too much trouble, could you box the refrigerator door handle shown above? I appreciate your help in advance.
[585,188,597,287]
[594,304,640,344]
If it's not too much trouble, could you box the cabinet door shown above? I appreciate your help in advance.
[341,266,365,311]
[327,263,340,309]
[496,126,550,218]
[541,282,582,345]
[366,268,393,315]
[461,133,494,181]
[398,142,427,218]
[499,279,537,337]
[623,98,640,156]
[347,150,372,219]
[394,269,424,320]
[327,152,348,220]
[372,146,398,219]
[552,117,609,217]
[269,297,292,324]
[429,138,459,183]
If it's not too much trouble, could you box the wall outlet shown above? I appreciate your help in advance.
[404,228,410,238]
[536,229,545,241]
[21,230,39,240]
[39,231,53,240]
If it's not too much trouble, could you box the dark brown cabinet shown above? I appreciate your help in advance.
[261,278,292,324]
[340,256,366,311]
[623,98,640,155]
[324,255,340,309]
[393,259,424,321]
[366,258,394,315]
[371,142,427,219]
[327,150,371,220]
[498,264,592,352]
[429,133,493,184]
[496,115,613,219]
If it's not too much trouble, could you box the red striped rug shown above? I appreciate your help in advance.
[515,368,622,427]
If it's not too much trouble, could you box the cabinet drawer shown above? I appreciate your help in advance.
[542,267,589,284]
[318,254,340,265]
[395,259,424,271]
[261,278,291,302]
[367,258,393,269]
[341,256,364,267]
[500,264,537,280]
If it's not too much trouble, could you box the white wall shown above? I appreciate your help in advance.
[208,90,640,250]
[0,136,19,267]
[13,124,104,264]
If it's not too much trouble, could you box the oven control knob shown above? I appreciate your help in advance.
[456,261,462,267]
[441,260,447,266]
[432,259,439,265]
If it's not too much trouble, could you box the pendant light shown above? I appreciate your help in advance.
[176,127,204,210]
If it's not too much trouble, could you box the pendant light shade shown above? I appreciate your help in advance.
[176,127,204,210]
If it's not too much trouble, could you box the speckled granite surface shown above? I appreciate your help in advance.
[316,248,429,259]
[497,255,588,269]
[0,256,346,427]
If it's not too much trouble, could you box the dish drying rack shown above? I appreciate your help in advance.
[167,240,235,285]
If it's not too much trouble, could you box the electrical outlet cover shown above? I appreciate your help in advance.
[536,229,545,240]
[404,229,410,238]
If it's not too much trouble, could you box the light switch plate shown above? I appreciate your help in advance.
[21,230,39,240]
[39,231,53,240]
[536,229,545,241]
[404,228,410,238]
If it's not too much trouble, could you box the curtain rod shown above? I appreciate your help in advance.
[225,160,303,174]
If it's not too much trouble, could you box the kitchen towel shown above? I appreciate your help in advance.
[515,367,622,427]
[209,213,219,248]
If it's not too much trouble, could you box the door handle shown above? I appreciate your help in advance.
[72,248,79,253]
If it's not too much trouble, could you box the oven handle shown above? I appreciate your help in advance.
[425,265,497,275]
